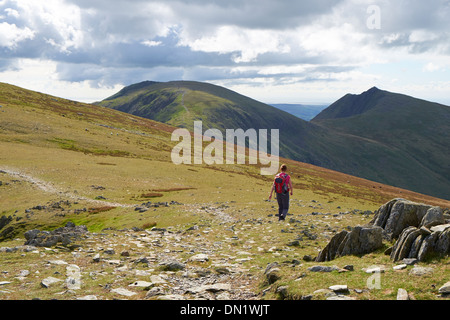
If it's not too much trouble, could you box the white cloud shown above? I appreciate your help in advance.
[0,22,34,48]
[183,26,290,63]
[409,30,439,43]
[8,0,84,52]
[141,40,163,47]
[423,62,442,72]
[4,7,19,18]
[0,58,122,102]
[0,0,449,104]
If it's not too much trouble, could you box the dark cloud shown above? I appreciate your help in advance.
[0,0,449,93]
[165,0,347,30]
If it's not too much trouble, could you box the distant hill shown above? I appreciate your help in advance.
[312,87,450,199]
[270,104,328,121]
[96,80,335,162]
[97,81,450,200]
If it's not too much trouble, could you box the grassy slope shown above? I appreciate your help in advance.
[97,81,450,200]
[1,82,449,300]
[97,81,393,166]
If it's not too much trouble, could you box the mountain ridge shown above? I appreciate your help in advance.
[96,81,450,200]
[311,86,450,200]
[312,86,384,120]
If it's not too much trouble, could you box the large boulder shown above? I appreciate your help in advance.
[316,230,349,262]
[316,226,383,262]
[390,224,450,262]
[371,199,445,241]
[317,199,449,262]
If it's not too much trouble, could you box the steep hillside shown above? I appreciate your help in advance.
[97,81,450,199]
[96,80,326,161]
[312,87,450,200]
[2,81,448,233]
[1,82,449,301]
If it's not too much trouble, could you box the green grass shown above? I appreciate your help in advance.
[98,81,450,200]
[0,82,449,300]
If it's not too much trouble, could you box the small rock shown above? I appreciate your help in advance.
[18,270,30,277]
[393,264,407,271]
[92,253,101,263]
[145,287,165,298]
[104,248,115,255]
[157,294,185,300]
[308,265,340,272]
[215,267,231,274]
[111,288,136,297]
[409,266,434,277]
[438,281,450,294]
[41,277,63,288]
[129,281,152,289]
[397,288,409,300]
[216,291,231,300]
[161,260,185,271]
[48,259,68,265]
[402,258,418,265]
[312,288,335,299]
[189,253,209,262]
[264,262,279,273]
[363,266,385,274]
[150,275,167,285]
[266,268,281,284]
[77,295,98,300]
[204,283,231,293]
[343,265,354,271]
[66,264,81,290]
[327,295,356,300]
[329,285,349,294]
[276,286,289,299]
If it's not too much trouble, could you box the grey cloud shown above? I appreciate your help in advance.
[379,0,450,32]
[167,0,347,30]
[1,0,450,91]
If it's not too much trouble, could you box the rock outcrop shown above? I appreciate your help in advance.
[316,226,383,262]
[369,198,450,262]
[317,199,449,262]
[370,198,445,241]
[390,224,450,262]
[24,222,88,248]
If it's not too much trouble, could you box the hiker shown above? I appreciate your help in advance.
[268,164,293,221]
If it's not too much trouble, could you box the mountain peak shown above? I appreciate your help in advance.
[312,87,385,120]
[368,86,380,92]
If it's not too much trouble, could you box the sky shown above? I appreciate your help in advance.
[0,0,449,105]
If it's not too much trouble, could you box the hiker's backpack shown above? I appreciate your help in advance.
[274,173,288,194]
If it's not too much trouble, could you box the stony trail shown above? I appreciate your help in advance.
[0,166,135,208]
[0,216,260,300]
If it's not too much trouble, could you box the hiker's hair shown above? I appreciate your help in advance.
[280,164,287,172]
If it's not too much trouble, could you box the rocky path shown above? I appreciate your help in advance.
[0,167,135,208]
[0,205,260,300]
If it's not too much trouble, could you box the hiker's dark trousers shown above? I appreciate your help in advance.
[276,192,289,220]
